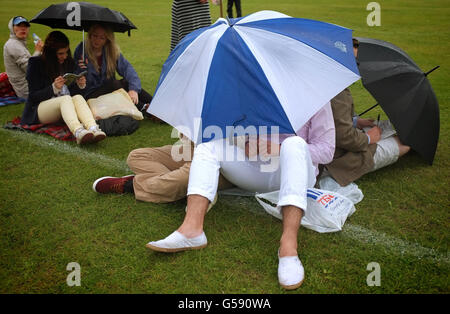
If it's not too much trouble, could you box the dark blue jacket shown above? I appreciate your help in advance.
[73,42,141,98]
[21,56,81,125]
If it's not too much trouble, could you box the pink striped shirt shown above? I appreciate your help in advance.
[279,102,336,176]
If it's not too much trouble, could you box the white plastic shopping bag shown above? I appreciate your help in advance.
[255,188,356,233]
[318,175,364,204]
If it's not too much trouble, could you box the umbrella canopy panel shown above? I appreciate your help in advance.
[356,37,440,164]
[30,2,136,33]
[150,11,361,144]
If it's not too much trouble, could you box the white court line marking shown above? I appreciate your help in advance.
[1,128,130,172]
[3,128,449,265]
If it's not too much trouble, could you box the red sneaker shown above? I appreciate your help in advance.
[92,175,134,194]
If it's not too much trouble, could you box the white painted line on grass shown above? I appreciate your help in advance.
[220,194,449,265]
[3,128,448,265]
[1,128,130,172]
[343,223,449,265]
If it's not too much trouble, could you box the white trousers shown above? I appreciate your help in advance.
[187,136,316,212]
[372,136,400,171]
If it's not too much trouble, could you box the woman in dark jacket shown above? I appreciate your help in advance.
[21,31,106,144]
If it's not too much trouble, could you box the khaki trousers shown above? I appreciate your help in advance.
[127,144,234,203]
[37,94,97,133]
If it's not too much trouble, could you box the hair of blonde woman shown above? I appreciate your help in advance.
[85,24,120,79]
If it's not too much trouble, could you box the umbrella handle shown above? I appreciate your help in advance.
[424,65,440,76]
[358,103,379,117]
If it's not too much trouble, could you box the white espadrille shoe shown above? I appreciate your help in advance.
[146,231,207,253]
[278,250,305,290]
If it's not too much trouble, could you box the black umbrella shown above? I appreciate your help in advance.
[30,2,137,69]
[355,37,440,165]
[30,2,137,34]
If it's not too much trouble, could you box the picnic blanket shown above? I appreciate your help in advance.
[4,116,76,141]
[0,96,26,106]
[4,115,140,141]
[0,72,25,105]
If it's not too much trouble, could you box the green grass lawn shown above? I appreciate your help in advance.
[0,0,448,294]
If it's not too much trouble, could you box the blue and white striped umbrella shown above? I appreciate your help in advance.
[148,10,360,143]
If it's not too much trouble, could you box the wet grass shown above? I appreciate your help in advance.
[0,0,448,294]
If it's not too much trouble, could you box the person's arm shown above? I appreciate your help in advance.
[116,53,142,93]
[305,102,335,165]
[331,90,372,152]
[7,43,32,73]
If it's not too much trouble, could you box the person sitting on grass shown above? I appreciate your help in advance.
[92,134,234,206]
[74,24,153,114]
[323,39,410,186]
[145,102,335,291]
[3,16,43,99]
[21,31,106,145]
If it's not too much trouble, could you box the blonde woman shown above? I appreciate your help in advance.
[74,24,152,111]
[21,31,106,144]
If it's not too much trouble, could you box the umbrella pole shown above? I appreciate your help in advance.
[358,103,379,117]
[220,0,223,18]
[82,30,85,62]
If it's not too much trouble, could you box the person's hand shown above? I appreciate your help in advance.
[34,40,43,53]
[356,118,375,129]
[76,75,86,89]
[245,136,258,158]
[128,90,139,104]
[54,76,66,90]
[366,126,382,144]
[198,0,208,3]
[245,137,280,158]
[78,58,88,69]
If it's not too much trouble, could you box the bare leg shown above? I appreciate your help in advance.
[146,194,210,252]
[393,135,411,157]
[278,205,305,290]
[279,205,304,257]
[177,194,210,238]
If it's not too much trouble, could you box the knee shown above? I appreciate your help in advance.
[71,94,84,103]
[60,95,72,103]
[279,137,308,162]
[281,136,307,152]
[127,148,149,164]
[193,141,216,159]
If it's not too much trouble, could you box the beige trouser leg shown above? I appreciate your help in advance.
[127,145,233,203]
[71,94,97,130]
[37,95,97,134]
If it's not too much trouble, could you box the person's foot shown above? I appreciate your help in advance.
[278,249,304,290]
[92,175,134,194]
[146,231,207,253]
[75,128,94,145]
